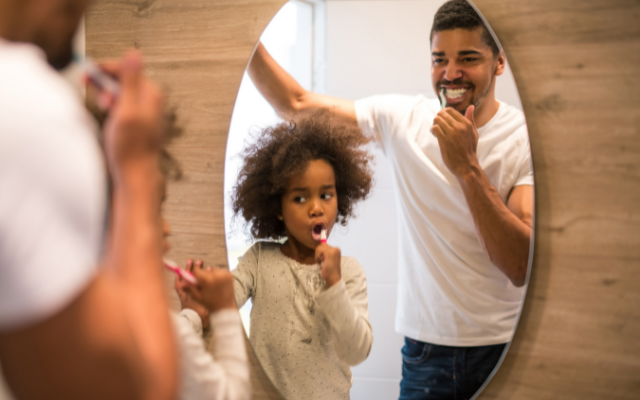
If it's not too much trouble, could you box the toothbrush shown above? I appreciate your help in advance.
[164,258,197,285]
[319,229,328,268]
[439,87,447,109]
[80,56,121,100]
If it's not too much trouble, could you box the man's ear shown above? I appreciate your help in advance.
[494,50,506,76]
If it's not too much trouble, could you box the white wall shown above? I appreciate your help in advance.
[323,1,523,399]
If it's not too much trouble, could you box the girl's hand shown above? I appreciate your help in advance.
[183,260,237,312]
[175,259,210,329]
[316,243,342,288]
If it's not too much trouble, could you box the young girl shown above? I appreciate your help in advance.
[230,109,374,399]
[146,111,251,400]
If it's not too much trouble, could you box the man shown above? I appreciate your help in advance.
[0,0,178,399]
[247,0,533,398]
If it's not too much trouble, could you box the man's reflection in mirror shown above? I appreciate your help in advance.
[248,0,533,398]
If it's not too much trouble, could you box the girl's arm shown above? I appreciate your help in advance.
[316,258,373,366]
[230,244,260,308]
[174,309,250,400]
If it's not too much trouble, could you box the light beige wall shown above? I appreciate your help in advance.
[85,1,640,399]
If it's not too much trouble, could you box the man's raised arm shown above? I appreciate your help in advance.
[248,42,356,122]
[0,51,178,400]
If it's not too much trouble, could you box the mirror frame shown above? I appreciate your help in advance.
[86,0,640,399]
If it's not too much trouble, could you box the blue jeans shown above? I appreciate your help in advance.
[399,338,506,400]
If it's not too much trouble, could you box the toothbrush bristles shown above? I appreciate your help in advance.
[440,88,447,109]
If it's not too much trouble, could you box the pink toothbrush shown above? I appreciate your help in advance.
[164,259,197,285]
[319,229,328,267]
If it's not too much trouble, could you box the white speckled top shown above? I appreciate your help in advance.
[232,241,372,400]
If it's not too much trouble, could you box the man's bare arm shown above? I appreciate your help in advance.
[102,52,178,400]
[0,52,178,400]
[459,177,532,287]
[248,42,356,121]
[0,277,145,400]
[432,106,532,287]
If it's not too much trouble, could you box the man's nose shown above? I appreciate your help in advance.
[444,62,463,82]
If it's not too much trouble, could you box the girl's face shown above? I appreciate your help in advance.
[280,159,338,251]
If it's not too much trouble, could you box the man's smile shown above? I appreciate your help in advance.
[442,86,472,104]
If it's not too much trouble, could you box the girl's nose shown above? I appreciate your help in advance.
[309,199,324,217]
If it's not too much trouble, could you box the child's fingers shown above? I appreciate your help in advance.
[190,266,209,283]
[186,259,194,272]
[182,283,203,302]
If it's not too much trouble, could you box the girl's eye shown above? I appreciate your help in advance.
[321,193,333,200]
[294,196,306,203]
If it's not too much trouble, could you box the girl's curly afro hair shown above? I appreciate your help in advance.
[231,108,374,240]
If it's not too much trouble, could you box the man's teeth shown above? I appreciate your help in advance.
[445,88,467,99]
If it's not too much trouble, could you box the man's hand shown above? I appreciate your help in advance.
[98,50,165,186]
[183,261,237,312]
[430,105,480,180]
[315,243,342,288]
[175,260,210,330]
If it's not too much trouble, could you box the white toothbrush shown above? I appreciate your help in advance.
[439,87,447,109]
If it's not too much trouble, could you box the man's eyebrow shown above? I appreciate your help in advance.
[459,50,482,56]
[432,51,445,57]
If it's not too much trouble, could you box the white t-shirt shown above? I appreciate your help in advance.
[0,39,107,331]
[355,94,533,347]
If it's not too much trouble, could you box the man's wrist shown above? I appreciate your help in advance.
[112,156,162,191]
[456,161,483,187]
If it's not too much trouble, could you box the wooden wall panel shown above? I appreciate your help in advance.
[473,0,640,399]
[86,0,640,399]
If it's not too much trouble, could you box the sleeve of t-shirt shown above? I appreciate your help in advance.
[174,309,250,400]
[0,117,104,331]
[316,257,372,366]
[231,244,260,309]
[514,126,534,187]
[354,94,418,154]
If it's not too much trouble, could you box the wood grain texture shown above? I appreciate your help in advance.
[472,0,640,399]
[86,0,640,399]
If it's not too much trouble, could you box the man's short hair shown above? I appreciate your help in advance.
[430,0,500,57]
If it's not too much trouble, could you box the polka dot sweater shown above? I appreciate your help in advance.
[232,241,373,400]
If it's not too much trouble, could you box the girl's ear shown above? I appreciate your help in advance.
[277,214,283,220]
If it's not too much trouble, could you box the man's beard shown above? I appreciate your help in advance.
[47,41,74,71]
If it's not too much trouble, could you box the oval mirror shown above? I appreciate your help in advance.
[224,1,534,399]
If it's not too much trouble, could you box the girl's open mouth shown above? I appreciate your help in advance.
[311,223,326,241]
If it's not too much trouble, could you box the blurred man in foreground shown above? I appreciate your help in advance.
[0,0,178,399]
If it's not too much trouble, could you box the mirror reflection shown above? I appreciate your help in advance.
[224,0,534,399]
